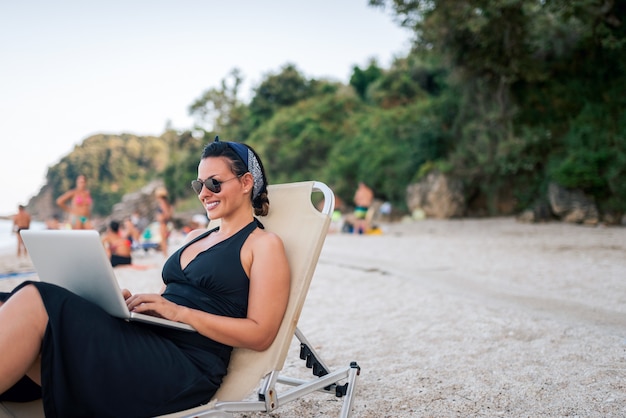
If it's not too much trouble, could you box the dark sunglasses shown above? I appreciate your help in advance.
[191,175,241,195]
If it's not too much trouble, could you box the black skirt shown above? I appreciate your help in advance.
[0,281,229,418]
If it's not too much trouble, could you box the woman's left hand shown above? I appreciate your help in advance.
[125,293,183,321]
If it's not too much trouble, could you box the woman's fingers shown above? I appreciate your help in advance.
[126,293,156,310]
[126,294,178,320]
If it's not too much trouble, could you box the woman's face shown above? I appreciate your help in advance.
[196,157,246,219]
[76,175,86,189]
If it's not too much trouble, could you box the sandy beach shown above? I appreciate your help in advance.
[1,218,625,417]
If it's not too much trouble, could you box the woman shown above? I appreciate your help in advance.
[0,139,290,417]
[123,216,142,250]
[55,174,93,229]
[154,187,173,256]
[101,220,133,267]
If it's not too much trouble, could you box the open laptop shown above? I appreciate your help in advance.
[20,229,195,332]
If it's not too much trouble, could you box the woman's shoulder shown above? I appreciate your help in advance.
[248,227,284,251]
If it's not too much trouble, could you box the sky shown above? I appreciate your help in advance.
[0,0,412,217]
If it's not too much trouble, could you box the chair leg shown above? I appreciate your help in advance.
[292,327,361,417]
[339,362,361,418]
[166,328,361,418]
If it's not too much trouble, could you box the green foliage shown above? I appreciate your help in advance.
[248,64,318,129]
[365,53,448,108]
[247,88,364,186]
[416,160,453,180]
[162,132,206,202]
[326,94,454,207]
[367,0,626,215]
[349,59,383,99]
[549,99,626,211]
[550,150,609,191]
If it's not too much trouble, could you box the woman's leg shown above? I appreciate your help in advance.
[0,284,48,392]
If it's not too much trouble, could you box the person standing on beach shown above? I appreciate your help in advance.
[154,187,173,256]
[12,205,31,257]
[123,216,141,250]
[353,181,374,234]
[55,174,93,229]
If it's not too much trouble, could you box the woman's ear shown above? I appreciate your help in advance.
[241,172,254,193]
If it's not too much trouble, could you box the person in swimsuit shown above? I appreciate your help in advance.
[154,187,173,256]
[0,138,290,416]
[353,181,374,234]
[123,216,141,250]
[12,204,31,257]
[55,174,93,229]
[101,220,132,267]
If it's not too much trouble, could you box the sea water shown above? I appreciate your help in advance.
[0,219,46,254]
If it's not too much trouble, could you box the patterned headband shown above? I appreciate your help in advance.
[214,137,265,200]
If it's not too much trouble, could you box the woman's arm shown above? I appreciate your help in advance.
[127,231,290,351]
[55,189,75,212]
[156,198,172,221]
[102,234,111,258]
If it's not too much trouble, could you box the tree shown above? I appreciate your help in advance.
[248,64,315,128]
[162,131,205,202]
[326,93,455,207]
[370,0,626,214]
[366,52,446,108]
[247,87,364,185]
[349,59,383,99]
[188,68,247,136]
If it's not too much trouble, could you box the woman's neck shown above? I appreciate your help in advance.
[215,209,254,237]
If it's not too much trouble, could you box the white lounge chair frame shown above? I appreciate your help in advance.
[0,181,360,418]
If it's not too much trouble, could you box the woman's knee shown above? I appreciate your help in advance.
[11,285,48,324]
[17,284,42,299]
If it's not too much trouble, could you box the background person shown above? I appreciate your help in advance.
[55,174,93,229]
[122,217,141,251]
[45,214,61,230]
[154,187,173,256]
[12,205,31,257]
[353,181,374,234]
[101,220,132,267]
[0,139,289,416]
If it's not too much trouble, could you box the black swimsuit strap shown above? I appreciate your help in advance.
[181,218,264,252]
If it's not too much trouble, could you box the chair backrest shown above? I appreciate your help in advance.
[212,181,333,402]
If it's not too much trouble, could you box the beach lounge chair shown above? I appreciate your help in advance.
[0,181,360,418]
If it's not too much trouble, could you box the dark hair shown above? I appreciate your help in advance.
[109,220,120,233]
[201,141,270,216]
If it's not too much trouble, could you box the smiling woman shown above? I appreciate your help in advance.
[0,138,290,417]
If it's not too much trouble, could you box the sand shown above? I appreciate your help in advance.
[1,218,625,417]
